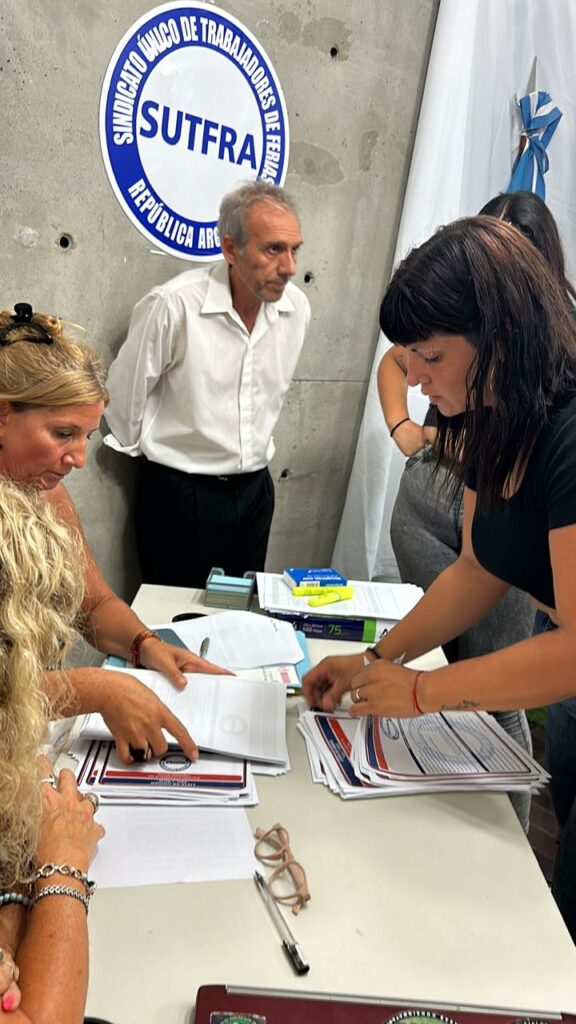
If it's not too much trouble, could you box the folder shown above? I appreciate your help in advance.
[193,985,576,1024]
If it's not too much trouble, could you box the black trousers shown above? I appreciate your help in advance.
[134,460,275,588]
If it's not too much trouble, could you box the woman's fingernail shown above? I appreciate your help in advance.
[2,995,15,1011]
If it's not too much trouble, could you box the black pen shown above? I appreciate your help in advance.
[199,636,210,658]
[254,871,310,975]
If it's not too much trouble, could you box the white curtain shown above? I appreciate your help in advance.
[332,0,576,580]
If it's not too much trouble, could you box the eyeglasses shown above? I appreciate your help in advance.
[0,303,53,346]
[254,823,310,916]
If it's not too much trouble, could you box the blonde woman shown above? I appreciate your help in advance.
[0,304,224,764]
[0,479,105,1024]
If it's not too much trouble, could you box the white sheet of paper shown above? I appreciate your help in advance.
[90,805,259,888]
[82,669,289,764]
[156,610,303,667]
[257,572,423,619]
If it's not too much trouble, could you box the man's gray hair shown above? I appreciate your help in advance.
[218,180,298,249]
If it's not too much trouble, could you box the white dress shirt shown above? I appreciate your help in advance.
[104,260,311,475]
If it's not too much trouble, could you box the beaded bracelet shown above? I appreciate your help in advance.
[130,628,161,666]
[32,884,90,915]
[0,891,31,909]
[412,670,426,716]
[35,863,95,895]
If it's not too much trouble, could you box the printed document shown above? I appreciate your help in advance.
[157,609,303,667]
[82,669,288,764]
[257,572,423,619]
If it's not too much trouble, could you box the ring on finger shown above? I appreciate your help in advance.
[40,775,57,788]
[129,743,153,763]
[84,792,100,812]
[352,688,363,704]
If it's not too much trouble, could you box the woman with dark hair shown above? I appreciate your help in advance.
[303,215,576,941]
[480,191,576,302]
[377,193,576,832]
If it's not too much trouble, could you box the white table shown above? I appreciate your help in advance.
[86,585,576,1024]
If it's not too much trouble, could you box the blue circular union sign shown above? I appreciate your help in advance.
[100,3,289,261]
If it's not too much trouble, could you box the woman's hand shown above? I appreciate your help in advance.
[302,654,367,711]
[98,671,199,764]
[36,769,105,872]
[346,660,421,719]
[137,638,231,689]
[0,949,21,1013]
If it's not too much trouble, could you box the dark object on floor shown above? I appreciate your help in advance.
[528,722,558,883]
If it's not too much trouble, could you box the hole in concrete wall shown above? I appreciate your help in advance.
[57,233,74,250]
[303,271,315,284]
[280,468,290,480]
[330,45,339,58]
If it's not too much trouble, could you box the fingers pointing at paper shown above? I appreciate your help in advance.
[302,654,366,711]
[99,671,199,764]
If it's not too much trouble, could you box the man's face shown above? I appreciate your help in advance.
[224,200,303,304]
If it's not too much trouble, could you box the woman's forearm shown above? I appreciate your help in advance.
[13,885,89,1024]
[419,626,576,712]
[79,592,147,659]
[377,347,409,428]
[374,556,510,662]
[44,666,120,717]
[0,906,26,959]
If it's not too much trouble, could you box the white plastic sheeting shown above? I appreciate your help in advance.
[333,0,576,580]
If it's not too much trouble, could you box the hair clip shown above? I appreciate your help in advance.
[0,303,53,346]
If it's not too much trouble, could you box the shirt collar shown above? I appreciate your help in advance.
[201,260,296,319]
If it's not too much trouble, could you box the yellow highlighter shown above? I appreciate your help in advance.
[308,586,354,607]
[293,584,352,596]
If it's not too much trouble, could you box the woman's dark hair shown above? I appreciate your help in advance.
[379,216,576,508]
[479,191,576,303]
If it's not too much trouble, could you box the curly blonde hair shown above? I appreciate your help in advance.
[0,310,108,408]
[0,479,84,888]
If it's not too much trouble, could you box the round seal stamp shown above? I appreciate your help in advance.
[100,3,289,260]
[385,1013,458,1024]
[159,752,192,772]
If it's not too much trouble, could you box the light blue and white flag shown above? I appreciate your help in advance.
[507,90,562,199]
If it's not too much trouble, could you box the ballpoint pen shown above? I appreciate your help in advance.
[199,636,210,658]
[254,871,310,975]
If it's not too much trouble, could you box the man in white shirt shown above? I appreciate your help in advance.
[105,181,311,587]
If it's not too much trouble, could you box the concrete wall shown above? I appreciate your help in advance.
[1,0,437,602]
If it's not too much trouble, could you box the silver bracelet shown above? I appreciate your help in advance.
[32,884,90,915]
[35,863,95,895]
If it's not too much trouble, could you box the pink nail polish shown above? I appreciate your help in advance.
[2,995,14,1011]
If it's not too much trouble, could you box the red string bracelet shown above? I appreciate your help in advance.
[412,670,426,716]
[130,628,161,666]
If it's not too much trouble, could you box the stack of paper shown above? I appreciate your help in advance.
[153,610,305,691]
[204,569,255,610]
[257,573,423,620]
[298,708,549,799]
[71,738,258,806]
[74,668,290,807]
[82,668,289,766]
